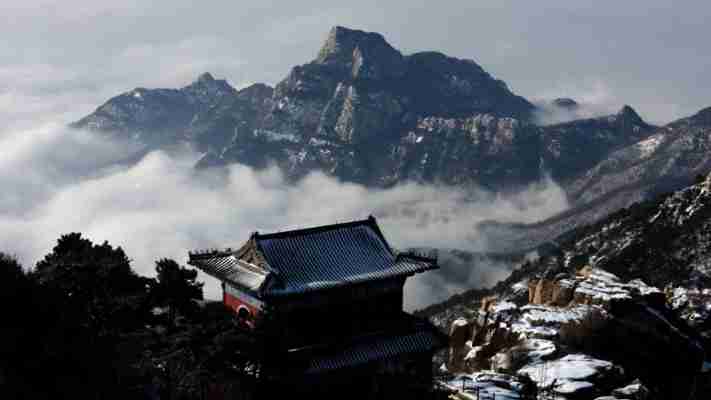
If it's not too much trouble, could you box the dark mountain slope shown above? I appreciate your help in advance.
[420,173,711,400]
[73,26,660,194]
[72,73,240,148]
[541,105,655,184]
[477,106,711,253]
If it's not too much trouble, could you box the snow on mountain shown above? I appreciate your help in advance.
[421,174,711,399]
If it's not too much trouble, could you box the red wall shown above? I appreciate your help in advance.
[223,291,261,320]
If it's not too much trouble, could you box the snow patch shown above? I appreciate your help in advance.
[445,372,523,400]
[635,135,663,158]
[308,137,330,147]
[254,129,300,143]
[556,380,594,394]
[519,353,615,390]
[493,301,518,313]
[512,281,527,293]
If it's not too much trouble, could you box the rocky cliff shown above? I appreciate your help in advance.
[73,26,664,193]
[422,174,711,399]
[477,107,711,254]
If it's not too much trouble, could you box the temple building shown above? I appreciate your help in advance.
[188,216,446,398]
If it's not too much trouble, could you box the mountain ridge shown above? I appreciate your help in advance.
[71,25,711,262]
[420,173,711,399]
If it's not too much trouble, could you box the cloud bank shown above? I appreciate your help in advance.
[0,125,568,310]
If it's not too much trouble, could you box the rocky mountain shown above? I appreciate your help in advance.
[72,72,241,147]
[479,107,711,254]
[73,26,661,193]
[420,172,711,399]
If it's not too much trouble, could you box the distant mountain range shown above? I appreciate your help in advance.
[72,26,711,254]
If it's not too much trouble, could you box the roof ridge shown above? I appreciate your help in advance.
[188,248,234,260]
[397,252,438,264]
[255,215,379,240]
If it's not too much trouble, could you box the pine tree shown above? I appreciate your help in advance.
[152,258,204,325]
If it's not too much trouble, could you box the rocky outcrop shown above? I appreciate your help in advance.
[316,26,406,81]
[429,175,711,399]
[519,354,626,399]
[72,72,239,147]
[448,318,474,371]
[669,286,711,344]
[444,267,704,399]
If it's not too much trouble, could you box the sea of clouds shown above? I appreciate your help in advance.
[0,121,570,309]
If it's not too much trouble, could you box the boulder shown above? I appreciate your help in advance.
[480,295,498,312]
[611,380,650,400]
[551,278,577,306]
[519,354,626,399]
[528,280,538,303]
[491,339,557,373]
[448,318,474,371]
[533,278,556,305]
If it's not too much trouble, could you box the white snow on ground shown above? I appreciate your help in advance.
[635,135,663,158]
[254,129,300,143]
[308,137,330,146]
[522,339,557,363]
[511,304,593,339]
[575,268,660,304]
[627,279,661,296]
[613,382,644,396]
[512,281,527,293]
[670,286,711,327]
[556,380,594,394]
[446,372,523,400]
[492,301,518,313]
[519,354,615,390]
[519,305,588,324]
[465,345,483,361]
[671,287,690,309]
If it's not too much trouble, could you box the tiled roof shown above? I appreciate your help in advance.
[188,251,268,292]
[304,329,444,374]
[188,217,438,297]
[256,218,436,295]
[282,314,447,374]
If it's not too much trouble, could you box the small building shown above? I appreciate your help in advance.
[188,216,446,398]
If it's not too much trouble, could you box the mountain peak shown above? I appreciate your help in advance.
[181,72,237,109]
[236,82,274,102]
[198,71,215,81]
[183,72,234,91]
[316,26,387,63]
[616,104,645,126]
[690,106,711,126]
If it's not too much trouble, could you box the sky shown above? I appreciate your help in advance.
[1,1,708,308]
[2,0,710,129]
